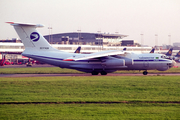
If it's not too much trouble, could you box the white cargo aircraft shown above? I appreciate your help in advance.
[7,22,176,75]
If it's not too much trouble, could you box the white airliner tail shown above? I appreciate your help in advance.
[6,22,56,51]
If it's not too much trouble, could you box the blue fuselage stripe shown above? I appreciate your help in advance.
[134,59,167,62]
[23,54,168,63]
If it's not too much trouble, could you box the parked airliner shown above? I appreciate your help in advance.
[7,22,176,75]
[173,51,180,62]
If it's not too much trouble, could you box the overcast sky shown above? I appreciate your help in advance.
[1,0,180,46]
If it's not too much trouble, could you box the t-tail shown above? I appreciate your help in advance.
[165,48,173,56]
[6,22,57,51]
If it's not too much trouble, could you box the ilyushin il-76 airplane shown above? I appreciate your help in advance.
[7,22,176,75]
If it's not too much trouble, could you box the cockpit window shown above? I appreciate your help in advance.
[161,55,164,58]
[161,55,170,59]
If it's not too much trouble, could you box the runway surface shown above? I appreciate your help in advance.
[0,63,179,77]
[0,73,180,77]
[0,64,54,68]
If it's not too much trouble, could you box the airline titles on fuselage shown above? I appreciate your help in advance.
[40,47,49,49]
[139,57,157,59]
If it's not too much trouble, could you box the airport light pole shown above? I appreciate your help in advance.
[97,31,101,51]
[140,33,144,46]
[77,30,81,46]
[168,34,171,47]
[155,34,158,49]
[48,26,52,44]
[140,33,144,52]
[115,32,119,49]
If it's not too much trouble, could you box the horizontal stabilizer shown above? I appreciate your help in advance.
[7,21,56,51]
[6,22,44,28]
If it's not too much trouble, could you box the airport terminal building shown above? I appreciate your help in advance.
[44,32,131,46]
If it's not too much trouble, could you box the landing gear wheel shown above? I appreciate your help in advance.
[100,71,107,75]
[143,71,148,75]
[91,71,99,75]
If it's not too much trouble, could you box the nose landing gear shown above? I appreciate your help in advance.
[143,70,148,75]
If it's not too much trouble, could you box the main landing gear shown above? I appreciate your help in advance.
[143,70,148,75]
[91,71,107,75]
[100,71,107,75]
[91,71,99,75]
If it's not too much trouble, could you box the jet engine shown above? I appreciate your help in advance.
[124,58,134,65]
[102,59,125,66]
[156,66,169,71]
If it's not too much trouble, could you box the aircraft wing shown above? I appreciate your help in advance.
[63,50,124,61]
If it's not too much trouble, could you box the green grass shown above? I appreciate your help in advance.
[0,67,84,74]
[0,104,180,120]
[0,76,180,119]
[0,76,180,102]
[0,67,179,74]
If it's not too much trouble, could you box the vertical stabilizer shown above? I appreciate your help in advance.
[150,48,155,53]
[74,46,81,53]
[7,22,56,51]
[175,51,180,57]
[165,48,173,56]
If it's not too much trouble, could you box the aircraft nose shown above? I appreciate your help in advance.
[168,60,176,68]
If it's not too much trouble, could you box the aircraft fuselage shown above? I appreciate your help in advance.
[22,49,175,74]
